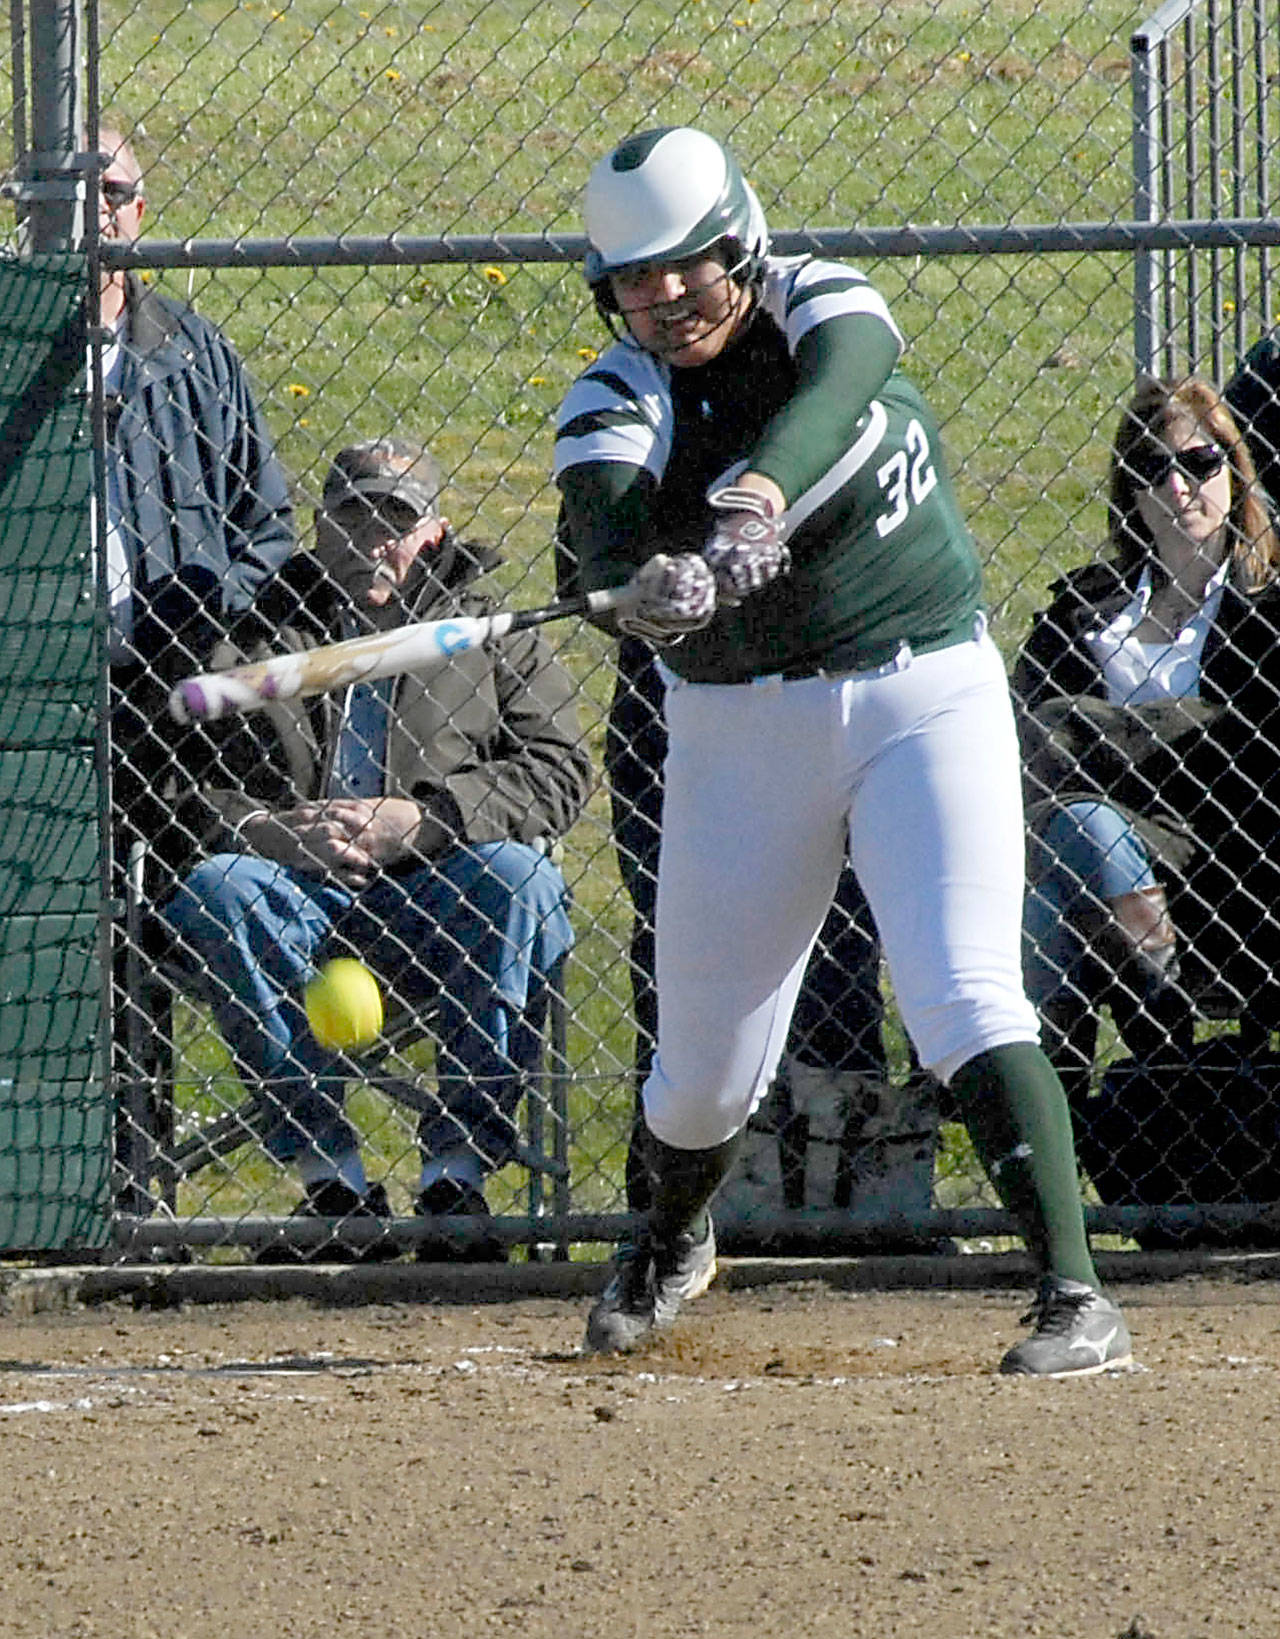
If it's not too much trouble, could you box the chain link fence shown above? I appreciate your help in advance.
[4,0,1280,1260]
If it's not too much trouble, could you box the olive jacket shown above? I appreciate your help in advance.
[172,537,594,875]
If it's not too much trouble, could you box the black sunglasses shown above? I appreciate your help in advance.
[1130,443,1228,489]
[101,178,140,208]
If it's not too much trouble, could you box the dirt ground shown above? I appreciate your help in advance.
[1,1261,1279,1639]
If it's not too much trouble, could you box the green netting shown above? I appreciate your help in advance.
[0,253,109,1252]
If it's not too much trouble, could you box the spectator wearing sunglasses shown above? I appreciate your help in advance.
[1011,375,1280,1130]
[93,123,294,894]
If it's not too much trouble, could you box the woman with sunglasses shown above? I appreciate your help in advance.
[1012,375,1280,1149]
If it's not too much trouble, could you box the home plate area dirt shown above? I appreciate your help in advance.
[1,1271,1279,1638]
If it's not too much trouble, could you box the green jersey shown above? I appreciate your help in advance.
[555,255,983,683]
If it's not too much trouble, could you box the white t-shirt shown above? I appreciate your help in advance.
[90,312,134,659]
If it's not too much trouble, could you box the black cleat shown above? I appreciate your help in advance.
[584,1218,717,1354]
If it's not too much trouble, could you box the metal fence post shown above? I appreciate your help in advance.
[16,0,85,255]
[1132,0,1201,380]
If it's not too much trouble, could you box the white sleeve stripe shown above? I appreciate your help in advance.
[553,427,662,479]
[789,287,904,347]
[780,255,867,287]
[554,380,646,427]
[783,400,889,533]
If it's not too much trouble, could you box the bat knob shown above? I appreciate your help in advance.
[169,679,208,723]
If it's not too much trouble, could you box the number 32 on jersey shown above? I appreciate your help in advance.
[875,418,939,538]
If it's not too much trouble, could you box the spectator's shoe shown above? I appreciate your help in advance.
[584,1219,717,1354]
[414,1179,507,1264]
[255,1180,395,1265]
[999,1276,1133,1377]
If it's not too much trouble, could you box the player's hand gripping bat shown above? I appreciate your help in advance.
[168,585,639,723]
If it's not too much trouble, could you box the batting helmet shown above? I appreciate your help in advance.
[583,127,769,314]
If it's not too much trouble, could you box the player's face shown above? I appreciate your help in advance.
[610,252,752,367]
[1132,413,1233,571]
[319,503,445,609]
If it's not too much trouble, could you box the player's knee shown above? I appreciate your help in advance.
[642,1058,759,1150]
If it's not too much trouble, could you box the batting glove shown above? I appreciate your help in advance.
[617,553,717,643]
[702,486,790,606]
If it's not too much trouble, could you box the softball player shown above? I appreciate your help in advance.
[554,126,1131,1375]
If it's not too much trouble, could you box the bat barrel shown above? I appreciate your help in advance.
[166,589,631,724]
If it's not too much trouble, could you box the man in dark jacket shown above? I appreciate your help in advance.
[97,126,294,884]
[95,126,294,1214]
[159,439,591,1250]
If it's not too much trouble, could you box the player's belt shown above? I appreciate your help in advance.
[777,614,978,681]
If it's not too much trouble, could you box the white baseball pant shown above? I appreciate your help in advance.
[643,619,1040,1151]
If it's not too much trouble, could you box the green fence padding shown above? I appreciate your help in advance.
[0,254,108,1252]
[0,915,106,1251]
[0,565,97,687]
[0,687,94,750]
[0,914,100,1082]
[0,747,98,917]
[0,910,98,1060]
[0,255,89,519]
[0,1078,110,1250]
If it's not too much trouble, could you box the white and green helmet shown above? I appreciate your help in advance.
[583,127,769,310]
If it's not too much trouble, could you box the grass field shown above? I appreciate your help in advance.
[3,0,1263,1230]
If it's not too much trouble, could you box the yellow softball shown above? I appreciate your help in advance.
[304,958,384,1052]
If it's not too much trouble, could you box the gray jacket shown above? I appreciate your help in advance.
[186,541,595,866]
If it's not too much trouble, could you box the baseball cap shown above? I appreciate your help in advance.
[321,438,441,519]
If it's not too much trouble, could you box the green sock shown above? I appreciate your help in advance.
[949,1042,1098,1288]
[643,1128,744,1245]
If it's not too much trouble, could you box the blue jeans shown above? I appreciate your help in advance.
[159,841,574,1171]
[1023,800,1156,1009]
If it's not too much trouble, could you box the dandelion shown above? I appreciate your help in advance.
[288,383,311,398]
[577,346,598,362]
[482,266,509,287]
[527,375,547,386]
[385,68,401,82]
[1224,300,1236,313]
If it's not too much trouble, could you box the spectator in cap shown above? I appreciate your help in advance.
[158,437,592,1259]
[323,439,441,519]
